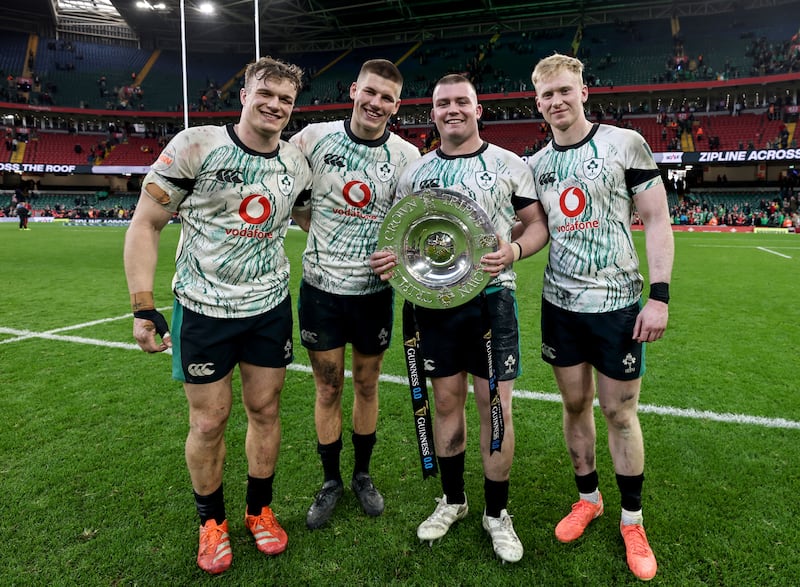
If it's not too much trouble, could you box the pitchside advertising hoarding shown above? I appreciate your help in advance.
[654,147,800,165]
[5,152,796,176]
[0,162,151,175]
[3,150,799,177]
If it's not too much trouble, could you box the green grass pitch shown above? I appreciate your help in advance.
[1,222,798,586]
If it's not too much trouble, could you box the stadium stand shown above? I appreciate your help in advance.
[676,10,800,80]
[97,136,161,166]
[140,48,252,112]
[21,132,97,166]
[0,31,29,79]
[33,38,150,109]
[11,130,162,167]
[1,10,798,233]
[0,12,793,113]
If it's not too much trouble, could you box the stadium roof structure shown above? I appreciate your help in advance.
[4,0,799,53]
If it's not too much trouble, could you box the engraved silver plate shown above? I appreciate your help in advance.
[377,188,497,309]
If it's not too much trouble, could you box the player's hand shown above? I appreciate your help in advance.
[632,299,668,343]
[133,309,172,353]
[480,236,513,277]
[369,249,397,281]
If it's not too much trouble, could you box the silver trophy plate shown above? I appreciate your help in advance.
[377,188,497,309]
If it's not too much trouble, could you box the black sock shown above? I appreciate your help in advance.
[575,470,599,494]
[318,436,343,484]
[484,477,509,518]
[438,452,466,504]
[246,474,274,516]
[616,473,644,512]
[194,484,225,525]
[352,431,376,477]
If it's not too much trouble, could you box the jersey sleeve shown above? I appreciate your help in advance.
[509,155,537,211]
[142,128,206,213]
[394,165,415,202]
[288,125,312,156]
[625,132,663,196]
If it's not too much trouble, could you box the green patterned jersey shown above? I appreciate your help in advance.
[396,141,536,291]
[527,123,663,313]
[143,123,311,318]
[290,120,421,295]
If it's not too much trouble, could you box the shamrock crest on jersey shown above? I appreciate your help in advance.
[583,157,604,181]
[376,161,396,182]
[277,173,295,196]
[475,170,497,190]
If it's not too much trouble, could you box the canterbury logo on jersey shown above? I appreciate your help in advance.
[419,179,440,189]
[188,362,216,377]
[323,153,346,168]
[539,171,556,185]
[216,169,244,183]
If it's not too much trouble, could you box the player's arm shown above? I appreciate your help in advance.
[124,188,174,353]
[369,180,413,280]
[291,188,312,232]
[510,200,549,261]
[632,183,674,343]
[481,200,549,276]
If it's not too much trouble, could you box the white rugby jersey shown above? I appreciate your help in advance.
[527,123,663,313]
[290,120,420,295]
[396,141,537,291]
[143,123,311,318]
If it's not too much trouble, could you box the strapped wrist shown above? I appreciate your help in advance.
[648,282,670,304]
[131,291,155,312]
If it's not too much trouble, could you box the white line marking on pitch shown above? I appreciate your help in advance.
[4,325,795,431]
[690,244,800,250]
[756,246,792,258]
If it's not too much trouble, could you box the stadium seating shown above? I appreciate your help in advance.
[98,137,161,166]
[16,131,162,166]
[0,10,792,113]
[0,190,139,211]
[0,31,29,78]
[480,121,540,156]
[0,13,795,169]
[33,39,150,109]
[677,10,800,79]
[694,113,788,150]
[142,48,252,112]
[22,132,97,166]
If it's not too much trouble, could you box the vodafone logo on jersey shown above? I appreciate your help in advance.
[557,186,600,233]
[239,194,272,224]
[225,194,275,240]
[559,186,586,218]
[343,180,372,208]
[333,180,379,221]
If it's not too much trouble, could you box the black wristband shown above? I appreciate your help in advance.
[133,308,170,337]
[649,282,670,304]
